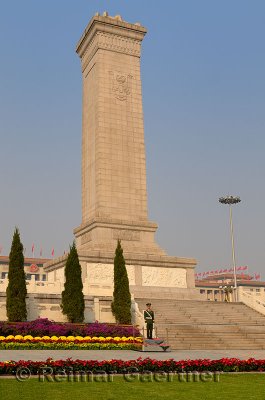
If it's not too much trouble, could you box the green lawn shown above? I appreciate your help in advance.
[0,374,264,400]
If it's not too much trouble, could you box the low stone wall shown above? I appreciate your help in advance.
[0,292,116,323]
[238,287,265,315]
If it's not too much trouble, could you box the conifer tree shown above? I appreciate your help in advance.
[111,240,131,324]
[61,242,84,323]
[6,227,27,321]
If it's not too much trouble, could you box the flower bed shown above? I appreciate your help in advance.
[0,335,143,350]
[0,319,140,338]
[1,358,265,375]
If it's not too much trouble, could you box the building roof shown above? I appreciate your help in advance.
[196,281,265,288]
[0,255,51,265]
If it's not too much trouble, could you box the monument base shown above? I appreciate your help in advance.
[44,247,198,299]
[73,216,167,256]
[43,245,198,323]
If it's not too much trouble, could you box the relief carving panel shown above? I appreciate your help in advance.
[87,263,135,285]
[142,266,187,288]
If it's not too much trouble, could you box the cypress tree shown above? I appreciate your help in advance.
[6,227,27,321]
[61,242,84,323]
[111,240,131,324]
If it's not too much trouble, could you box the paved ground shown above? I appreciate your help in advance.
[1,349,265,361]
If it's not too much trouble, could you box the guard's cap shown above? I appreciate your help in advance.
[146,303,151,306]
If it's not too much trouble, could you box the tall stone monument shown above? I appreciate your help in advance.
[45,13,197,302]
[74,13,165,256]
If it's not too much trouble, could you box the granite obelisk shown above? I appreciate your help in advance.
[45,13,197,301]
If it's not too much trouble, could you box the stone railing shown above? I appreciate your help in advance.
[238,287,265,315]
[0,277,63,294]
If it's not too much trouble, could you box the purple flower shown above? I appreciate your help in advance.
[0,319,140,337]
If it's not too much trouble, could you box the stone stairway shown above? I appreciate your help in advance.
[136,299,265,349]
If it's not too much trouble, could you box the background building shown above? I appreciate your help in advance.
[195,268,265,302]
[0,256,50,283]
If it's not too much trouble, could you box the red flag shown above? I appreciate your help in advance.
[219,269,223,274]
[223,269,228,273]
[32,243,35,254]
[51,248,55,257]
[242,266,247,270]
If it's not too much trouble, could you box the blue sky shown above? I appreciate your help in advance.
[0,1,264,277]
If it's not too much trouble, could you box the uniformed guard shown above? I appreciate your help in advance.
[144,303,155,339]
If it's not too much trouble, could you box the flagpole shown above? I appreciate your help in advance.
[229,204,238,301]
[219,195,241,302]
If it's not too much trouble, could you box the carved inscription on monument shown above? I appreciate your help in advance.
[112,229,140,241]
[109,71,132,101]
[81,232,92,245]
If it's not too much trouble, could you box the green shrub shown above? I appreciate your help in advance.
[6,228,27,321]
[111,240,131,324]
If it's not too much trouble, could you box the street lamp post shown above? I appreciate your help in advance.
[219,195,241,302]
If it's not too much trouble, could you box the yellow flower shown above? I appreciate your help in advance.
[23,335,33,340]
[105,336,112,340]
[92,337,99,340]
[84,336,91,340]
[6,335,15,340]
[0,336,5,341]
[75,336,84,341]
[34,336,42,340]
[98,337,105,341]
[66,336,75,341]
[50,336,59,341]
[14,335,23,340]
[41,336,50,340]
[113,337,121,341]
[58,336,67,340]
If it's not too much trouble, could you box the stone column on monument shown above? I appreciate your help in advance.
[74,13,164,256]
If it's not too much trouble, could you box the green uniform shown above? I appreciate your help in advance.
[144,309,155,339]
